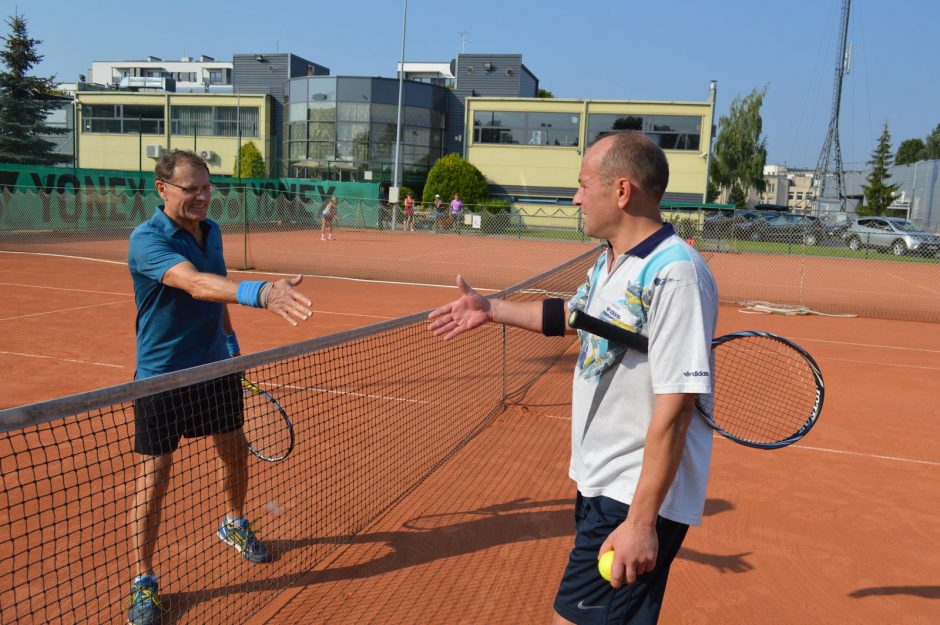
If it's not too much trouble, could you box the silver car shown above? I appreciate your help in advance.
[843,217,940,256]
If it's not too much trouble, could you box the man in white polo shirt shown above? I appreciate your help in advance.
[428,131,718,625]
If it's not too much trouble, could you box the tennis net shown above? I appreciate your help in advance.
[0,246,597,625]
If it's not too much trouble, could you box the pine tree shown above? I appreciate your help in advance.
[859,122,899,216]
[0,14,70,165]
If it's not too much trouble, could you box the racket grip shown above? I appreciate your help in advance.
[568,309,649,353]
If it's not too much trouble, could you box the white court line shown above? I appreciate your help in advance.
[773,443,939,467]
[0,351,126,369]
[531,413,937,466]
[822,357,940,372]
[0,300,130,321]
[264,382,432,406]
[0,249,498,292]
[0,282,133,297]
[0,250,127,265]
[795,337,940,354]
[887,270,940,296]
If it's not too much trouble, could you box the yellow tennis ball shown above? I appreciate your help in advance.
[598,550,615,581]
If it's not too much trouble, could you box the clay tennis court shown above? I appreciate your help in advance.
[1,246,938,624]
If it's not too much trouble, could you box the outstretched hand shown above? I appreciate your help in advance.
[265,275,313,326]
[428,275,492,340]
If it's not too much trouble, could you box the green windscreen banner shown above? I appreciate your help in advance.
[0,163,381,231]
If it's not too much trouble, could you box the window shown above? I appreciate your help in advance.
[82,104,164,134]
[208,70,225,84]
[170,106,258,137]
[473,111,580,146]
[587,113,701,150]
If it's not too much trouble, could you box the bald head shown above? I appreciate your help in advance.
[591,132,669,201]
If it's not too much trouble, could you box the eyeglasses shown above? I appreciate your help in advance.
[160,180,215,196]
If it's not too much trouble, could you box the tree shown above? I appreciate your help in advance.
[859,121,899,216]
[708,86,768,209]
[235,141,266,178]
[0,14,69,165]
[422,153,488,206]
[924,123,940,160]
[895,138,926,166]
[536,88,554,98]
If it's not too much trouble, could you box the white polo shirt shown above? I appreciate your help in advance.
[566,224,719,525]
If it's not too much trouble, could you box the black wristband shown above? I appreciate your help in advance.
[542,298,566,336]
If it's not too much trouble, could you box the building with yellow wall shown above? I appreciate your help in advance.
[75,91,271,176]
[465,92,715,207]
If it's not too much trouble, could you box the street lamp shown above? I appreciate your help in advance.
[392,0,408,230]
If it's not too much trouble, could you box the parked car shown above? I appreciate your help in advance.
[702,210,773,239]
[842,217,940,256]
[825,218,853,240]
[749,213,827,245]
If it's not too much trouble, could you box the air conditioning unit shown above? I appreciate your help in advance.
[199,150,215,160]
[145,144,164,158]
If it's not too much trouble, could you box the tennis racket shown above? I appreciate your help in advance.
[567,309,824,449]
[241,377,295,461]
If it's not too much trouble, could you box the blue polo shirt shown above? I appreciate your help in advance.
[128,206,229,379]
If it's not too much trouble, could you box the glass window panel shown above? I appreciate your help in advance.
[546,129,579,147]
[404,127,429,145]
[238,108,258,137]
[90,119,121,133]
[289,78,309,103]
[404,106,430,127]
[84,104,116,118]
[288,102,307,121]
[337,77,371,103]
[372,103,398,123]
[308,141,333,160]
[492,111,525,128]
[371,78,399,104]
[528,112,580,131]
[651,115,700,133]
[371,122,396,143]
[289,141,306,159]
[336,122,369,142]
[123,105,164,120]
[307,77,336,102]
[289,122,307,141]
[337,102,370,122]
[307,102,335,122]
[308,121,335,141]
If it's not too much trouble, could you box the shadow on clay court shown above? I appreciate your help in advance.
[156,496,752,623]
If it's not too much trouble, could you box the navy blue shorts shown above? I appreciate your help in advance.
[553,493,689,625]
[133,373,244,456]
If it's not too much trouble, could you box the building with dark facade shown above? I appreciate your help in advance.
[232,53,329,176]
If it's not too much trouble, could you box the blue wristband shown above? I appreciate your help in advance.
[225,332,240,357]
[236,281,266,308]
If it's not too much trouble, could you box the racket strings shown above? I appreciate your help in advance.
[708,335,820,445]
[242,383,293,460]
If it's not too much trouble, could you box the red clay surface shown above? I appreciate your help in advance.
[1,250,938,624]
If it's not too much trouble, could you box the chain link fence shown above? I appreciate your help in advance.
[2,186,938,320]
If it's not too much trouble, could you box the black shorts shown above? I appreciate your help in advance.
[553,493,689,625]
[133,373,244,456]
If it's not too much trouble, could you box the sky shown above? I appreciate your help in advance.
[5,0,939,169]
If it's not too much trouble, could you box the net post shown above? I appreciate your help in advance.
[501,324,509,402]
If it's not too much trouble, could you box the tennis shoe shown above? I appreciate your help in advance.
[126,574,163,625]
[218,517,271,563]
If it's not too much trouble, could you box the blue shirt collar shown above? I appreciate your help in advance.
[607,223,675,259]
[152,205,183,237]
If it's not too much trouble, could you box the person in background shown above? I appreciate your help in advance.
[450,193,464,232]
[433,194,446,232]
[403,193,416,232]
[126,149,313,625]
[321,196,338,240]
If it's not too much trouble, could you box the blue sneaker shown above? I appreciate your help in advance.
[126,574,163,625]
[218,517,271,563]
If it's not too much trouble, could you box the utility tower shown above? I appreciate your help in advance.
[812,0,851,216]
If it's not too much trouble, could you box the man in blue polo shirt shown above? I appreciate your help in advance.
[428,132,718,625]
[126,149,313,625]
